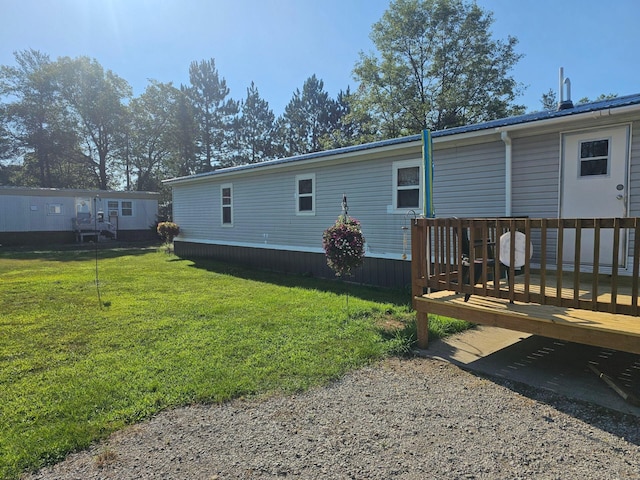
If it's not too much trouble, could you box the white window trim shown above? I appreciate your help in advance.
[46,203,63,215]
[391,159,423,213]
[221,183,233,227]
[578,137,611,178]
[295,173,316,216]
[120,200,134,217]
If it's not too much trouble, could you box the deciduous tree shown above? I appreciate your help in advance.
[352,0,525,138]
[55,56,132,189]
[0,49,82,187]
[125,81,179,191]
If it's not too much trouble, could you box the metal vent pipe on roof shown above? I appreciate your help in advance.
[558,67,574,110]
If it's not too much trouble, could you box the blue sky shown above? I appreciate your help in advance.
[1,0,638,116]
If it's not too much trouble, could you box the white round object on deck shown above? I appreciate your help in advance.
[499,231,531,268]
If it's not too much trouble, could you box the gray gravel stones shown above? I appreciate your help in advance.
[26,358,640,479]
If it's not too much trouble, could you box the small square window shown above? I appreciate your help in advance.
[397,167,419,186]
[121,201,133,216]
[397,189,420,208]
[47,204,63,215]
[299,196,313,211]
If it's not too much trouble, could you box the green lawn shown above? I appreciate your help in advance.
[0,246,469,479]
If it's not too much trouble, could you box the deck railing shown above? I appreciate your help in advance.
[411,217,640,316]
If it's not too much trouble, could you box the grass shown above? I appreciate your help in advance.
[0,246,470,479]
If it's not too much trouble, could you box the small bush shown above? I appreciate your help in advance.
[156,222,180,244]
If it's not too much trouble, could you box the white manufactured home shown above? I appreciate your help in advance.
[0,187,160,246]
[164,93,640,288]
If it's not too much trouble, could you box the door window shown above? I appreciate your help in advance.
[579,139,609,177]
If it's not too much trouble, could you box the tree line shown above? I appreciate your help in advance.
[0,0,527,196]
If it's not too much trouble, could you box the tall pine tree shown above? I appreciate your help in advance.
[230,81,276,166]
[185,59,238,171]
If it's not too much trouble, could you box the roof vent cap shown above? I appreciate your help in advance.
[558,67,574,110]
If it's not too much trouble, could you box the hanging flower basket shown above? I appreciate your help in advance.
[322,215,365,277]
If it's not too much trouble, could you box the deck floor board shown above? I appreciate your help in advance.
[415,289,640,354]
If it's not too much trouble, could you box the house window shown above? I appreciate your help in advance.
[221,184,233,226]
[47,203,63,215]
[392,160,422,211]
[579,139,609,177]
[107,201,119,217]
[121,201,133,216]
[296,174,315,215]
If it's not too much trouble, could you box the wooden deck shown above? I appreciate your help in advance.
[416,290,640,354]
[411,218,640,355]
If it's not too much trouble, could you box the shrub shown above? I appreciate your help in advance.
[157,221,180,244]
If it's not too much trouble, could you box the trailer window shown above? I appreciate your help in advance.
[221,184,233,226]
[121,201,133,216]
[392,160,422,212]
[296,174,315,215]
[47,204,63,215]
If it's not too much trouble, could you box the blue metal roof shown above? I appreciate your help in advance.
[432,93,640,138]
[164,93,640,184]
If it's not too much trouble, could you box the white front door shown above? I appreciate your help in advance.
[560,125,630,266]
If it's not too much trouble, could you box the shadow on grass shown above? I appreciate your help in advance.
[0,242,160,262]
[180,255,412,308]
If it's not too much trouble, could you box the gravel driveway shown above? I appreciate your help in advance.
[26,357,640,479]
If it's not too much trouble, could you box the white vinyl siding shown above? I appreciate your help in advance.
[627,120,640,258]
[511,133,560,218]
[167,114,640,263]
[432,140,505,217]
[171,151,423,257]
[629,120,640,218]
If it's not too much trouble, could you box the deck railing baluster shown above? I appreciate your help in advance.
[493,219,501,297]
[539,219,548,305]
[524,218,531,303]
[592,220,601,311]
[632,218,640,315]
[611,218,621,313]
[573,219,582,307]
[556,221,564,307]
[455,218,463,294]
[508,219,516,303]
[433,220,442,282]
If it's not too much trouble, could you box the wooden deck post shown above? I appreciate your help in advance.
[416,311,429,349]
